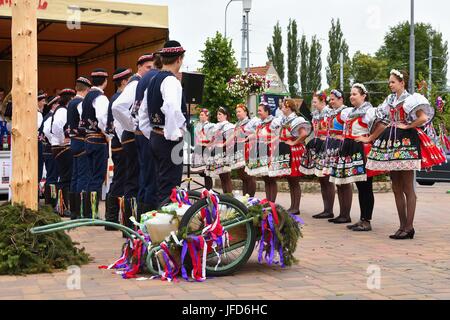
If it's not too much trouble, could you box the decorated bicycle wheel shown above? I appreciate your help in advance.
[158,190,202,209]
[179,194,256,277]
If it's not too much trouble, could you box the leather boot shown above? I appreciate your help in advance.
[122,197,137,238]
[69,192,79,220]
[81,191,92,219]
[105,193,120,231]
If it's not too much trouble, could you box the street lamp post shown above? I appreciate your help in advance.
[224,0,241,38]
[243,0,252,71]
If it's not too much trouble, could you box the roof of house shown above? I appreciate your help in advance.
[248,64,271,76]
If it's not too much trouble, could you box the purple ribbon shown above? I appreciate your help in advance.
[289,213,304,225]
[181,241,189,281]
[161,250,173,278]
[257,219,266,264]
[267,214,276,266]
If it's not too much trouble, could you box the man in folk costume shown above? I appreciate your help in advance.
[112,54,153,228]
[48,88,76,217]
[133,53,163,213]
[147,40,187,204]
[80,69,110,219]
[37,90,47,189]
[104,67,132,231]
[42,95,62,213]
[67,77,92,220]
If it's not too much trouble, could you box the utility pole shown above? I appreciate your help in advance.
[340,52,344,91]
[429,42,433,99]
[246,10,250,71]
[410,0,415,93]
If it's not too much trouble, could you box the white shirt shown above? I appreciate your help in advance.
[37,111,43,129]
[91,87,109,134]
[50,107,68,146]
[160,75,186,141]
[43,112,55,146]
[112,79,139,136]
[138,89,151,140]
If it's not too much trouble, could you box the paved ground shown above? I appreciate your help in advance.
[1,184,450,300]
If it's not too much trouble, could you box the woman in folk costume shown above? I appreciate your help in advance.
[363,70,446,240]
[192,108,215,190]
[229,104,259,197]
[326,89,354,224]
[269,98,311,215]
[329,84,381,232]
[246,101,278,202]
[205,107,235,194]
[300,91,336,220]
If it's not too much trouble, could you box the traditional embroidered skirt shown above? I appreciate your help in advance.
[230,140,249,170]
[205,145,232,177]
[320,137,343,176]
[366,127,445,171]
[300,137,331,177]
[192,145,207,172]
[246,141,270,177]
[329,139,378,185]
[269,142,304,177]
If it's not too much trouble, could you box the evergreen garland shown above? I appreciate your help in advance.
[247,203,303,267]
[0,203,90,275]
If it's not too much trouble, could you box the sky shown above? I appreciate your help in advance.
[118,0,450,88]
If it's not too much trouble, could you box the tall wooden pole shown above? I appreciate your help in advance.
[11,0,38,210]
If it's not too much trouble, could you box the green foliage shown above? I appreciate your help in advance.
[0,204,90,275]
[299,34,310,99]
[308,36,323,94]
[199,32,242,122]
[247,203,302,267]
[351,51,390,107]
[376,22,449,91]
[267,21,285,83]
[287,19,300,98]
[327,18,350,88]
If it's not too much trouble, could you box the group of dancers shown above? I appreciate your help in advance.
[37,40,188,236]
[192,69,446,239]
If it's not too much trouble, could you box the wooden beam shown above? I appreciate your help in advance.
[11,0,38,210]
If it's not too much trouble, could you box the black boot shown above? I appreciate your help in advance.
[69,192,80,220]
[82,191,92,219]
[61,188,71,218]
[105,193,120,231]
[122,197,136,238]
[44,184,52,205]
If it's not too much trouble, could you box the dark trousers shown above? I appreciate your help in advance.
[52,145,73,191]
[109,135,126,197]
[121,131,139,199]
[149,131,183,205]
[70,138,90,193]
[355,177,374,222]
[85,134,108,194]
[43,144,58,185]
[38,141,44,183]
[136,131,158,207]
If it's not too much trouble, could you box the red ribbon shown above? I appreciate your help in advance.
[260,199,279,226]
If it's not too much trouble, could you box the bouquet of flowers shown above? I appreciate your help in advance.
[227,72,270,99]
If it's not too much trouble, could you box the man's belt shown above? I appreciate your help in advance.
[152,128,164,136]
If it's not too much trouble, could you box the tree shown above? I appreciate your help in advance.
[326,18,350,88]
[377,22,449,91]
[267,21,285,83]
[199,32,241,122]
[287,19,300,97]
[308,36,322,93]
[351,51,389,106]
[299,34,309,97]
